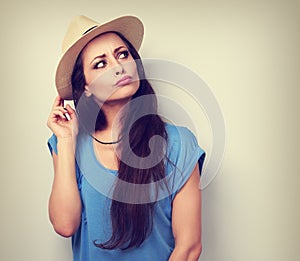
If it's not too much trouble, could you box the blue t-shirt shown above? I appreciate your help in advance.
[48,123,205,261]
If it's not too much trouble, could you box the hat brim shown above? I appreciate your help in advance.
[55,16,144,100]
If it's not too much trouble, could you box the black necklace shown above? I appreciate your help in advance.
[91,135,121,145]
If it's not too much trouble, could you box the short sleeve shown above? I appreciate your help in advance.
[47,134,58,155]
[165,125,205,200]
[47,133,82,190]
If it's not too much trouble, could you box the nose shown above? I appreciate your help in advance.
[111,59,124,76]
[115,70,122,76]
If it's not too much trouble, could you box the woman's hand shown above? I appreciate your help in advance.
[47,96,79,139]
[47,96,81,237]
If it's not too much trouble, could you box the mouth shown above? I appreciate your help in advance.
[114,75,133,87]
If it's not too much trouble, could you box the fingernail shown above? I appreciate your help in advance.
[65,113,71,121]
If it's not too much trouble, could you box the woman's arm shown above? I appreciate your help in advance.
[169,163,202,261]
[48,139,82,237]
[47,96,81,237]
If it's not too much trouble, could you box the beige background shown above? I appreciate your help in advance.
[0,0,299,260]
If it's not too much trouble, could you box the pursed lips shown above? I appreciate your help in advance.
[114,75,132,87]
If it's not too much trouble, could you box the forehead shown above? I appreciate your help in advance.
[82,32,126,57]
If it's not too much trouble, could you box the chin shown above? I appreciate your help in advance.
[113,84,139,99]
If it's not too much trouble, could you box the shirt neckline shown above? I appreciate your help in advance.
[88,134,118,174]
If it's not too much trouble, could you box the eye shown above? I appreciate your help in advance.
[94,60,106,69]
[118,50,129,59]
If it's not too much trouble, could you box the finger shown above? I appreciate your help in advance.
[54,106,71,121]
[65,104,77,119]
[52,106,68,114]
[52,96,63,109]
[51,109,68,120]
[60,106,68,114]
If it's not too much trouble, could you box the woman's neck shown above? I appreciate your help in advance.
[94,98,130,141]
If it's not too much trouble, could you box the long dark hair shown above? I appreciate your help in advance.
[71,32,168,250]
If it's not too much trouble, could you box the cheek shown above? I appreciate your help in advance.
[130,64,140,92]
[85,70,112,87]
[86,73,116,100]
[124,60,139,79]
[91,84,115,100]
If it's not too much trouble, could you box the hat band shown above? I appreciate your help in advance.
[83,25,98,35]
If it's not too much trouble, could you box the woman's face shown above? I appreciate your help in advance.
[81,32,140,103]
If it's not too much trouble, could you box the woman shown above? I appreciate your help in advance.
[47,15,205,261]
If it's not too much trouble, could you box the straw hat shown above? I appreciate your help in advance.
[55,15,144,100]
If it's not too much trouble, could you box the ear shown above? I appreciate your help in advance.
[84,85,92,97]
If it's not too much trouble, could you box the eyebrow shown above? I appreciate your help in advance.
[90,46,127,64]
